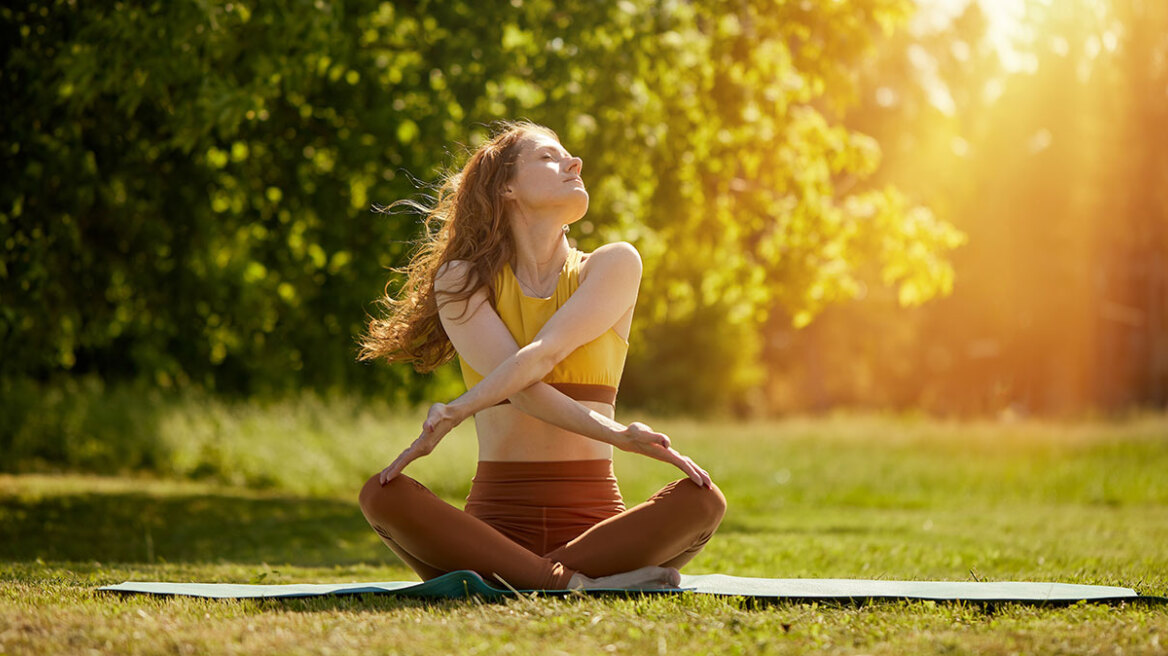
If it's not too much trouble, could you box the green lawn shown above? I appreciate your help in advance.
[2,409,1166,654]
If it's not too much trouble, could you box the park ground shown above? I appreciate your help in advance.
[2,406,1166,654]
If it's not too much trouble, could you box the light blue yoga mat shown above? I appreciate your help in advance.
[98,570,1143,603]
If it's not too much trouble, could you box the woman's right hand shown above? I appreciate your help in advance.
[618,421,713,488]
[378,403,452,485]
[377,429,435,485]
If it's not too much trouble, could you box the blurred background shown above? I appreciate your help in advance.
[2,0,1166,479]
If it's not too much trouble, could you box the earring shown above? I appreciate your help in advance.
[562,224,569,233]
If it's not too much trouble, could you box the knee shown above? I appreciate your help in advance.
[700,480,728,525]
[358,473,383,517]
[678,479,727,527]
[358,472,412,522]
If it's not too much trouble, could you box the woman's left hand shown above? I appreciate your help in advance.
[377,402,464,485]
[618,422,713,488]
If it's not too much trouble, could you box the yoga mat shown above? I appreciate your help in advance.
[99,570,1143,603]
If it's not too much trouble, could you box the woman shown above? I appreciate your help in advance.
[356,120,726,590]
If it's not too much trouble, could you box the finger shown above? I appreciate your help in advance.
[698,466,712,488]
[380,451,413,485]
[673,453,702,486]
[381,461,405,485]
[686,459,709,486]
[687,466,702,486]
[683,457,708,487]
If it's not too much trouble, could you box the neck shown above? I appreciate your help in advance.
[508,211,571,285]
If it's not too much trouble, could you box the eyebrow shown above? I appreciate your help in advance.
[535,145,571,157]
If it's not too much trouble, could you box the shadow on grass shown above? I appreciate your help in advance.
[133,591,1168,615]
[0,490,383,566]
[1,488,894,567]
[243,592,657,614]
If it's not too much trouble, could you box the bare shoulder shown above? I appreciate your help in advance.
[434,259,475,293]
[580,241,643,280]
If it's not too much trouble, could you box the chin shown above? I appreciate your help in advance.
[552,196,587,220]
[570,200,589,222]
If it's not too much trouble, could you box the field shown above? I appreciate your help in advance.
[2,401,1166,654]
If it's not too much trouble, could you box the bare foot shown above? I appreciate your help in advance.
[568,566,681,590]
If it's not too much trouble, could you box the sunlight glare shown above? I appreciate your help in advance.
[914,0,1035,73]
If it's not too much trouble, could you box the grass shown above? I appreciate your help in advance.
[2,402,1167,654]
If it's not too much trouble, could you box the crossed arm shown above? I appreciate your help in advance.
[376,243,711,487]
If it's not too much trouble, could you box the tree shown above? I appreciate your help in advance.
[2,0,963,416]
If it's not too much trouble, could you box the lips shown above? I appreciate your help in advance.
[564,177,584,185]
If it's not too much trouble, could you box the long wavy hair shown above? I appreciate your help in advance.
[357,120,561,371]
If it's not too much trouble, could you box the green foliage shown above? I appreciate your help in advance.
[0,377,452,498]
[2,0,962,413]
[5,382,1166,512]
[0,377,165,474]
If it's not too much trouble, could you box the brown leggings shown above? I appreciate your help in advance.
[357,459,727,590]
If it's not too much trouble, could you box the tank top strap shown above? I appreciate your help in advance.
[558,246,583,297]
[491,263,508,299]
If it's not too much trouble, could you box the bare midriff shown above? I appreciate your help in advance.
[475,399,616,461]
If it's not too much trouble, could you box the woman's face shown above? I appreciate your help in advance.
[503,133,588,219]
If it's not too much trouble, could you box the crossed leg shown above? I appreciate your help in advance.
[358,474,574,589]
[357,472,727,590]
[547,478,727,576]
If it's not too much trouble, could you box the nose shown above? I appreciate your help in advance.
[566,156,583,176]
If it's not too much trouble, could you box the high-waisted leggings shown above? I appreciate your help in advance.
[357,459,727,590]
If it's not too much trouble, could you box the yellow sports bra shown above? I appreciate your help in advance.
[458,247,630,407]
